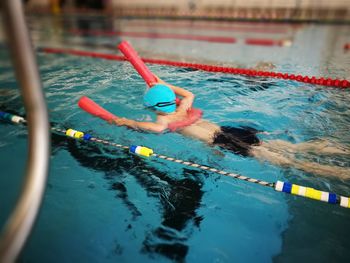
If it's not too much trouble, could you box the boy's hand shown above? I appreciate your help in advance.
[154,75,166,85]
[108,118,117,124]
[180,98,193,111]
[110,117,129,126]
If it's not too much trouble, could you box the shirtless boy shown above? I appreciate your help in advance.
[111,77,350,178]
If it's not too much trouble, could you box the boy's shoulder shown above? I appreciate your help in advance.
[156,114,170,123]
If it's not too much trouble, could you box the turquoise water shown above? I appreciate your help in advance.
[1,16,350,262]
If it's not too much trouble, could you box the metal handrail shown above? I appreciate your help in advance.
[0,0,50,262]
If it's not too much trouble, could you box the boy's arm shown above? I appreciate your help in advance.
[111,117,167,133]
[154,76,195,111]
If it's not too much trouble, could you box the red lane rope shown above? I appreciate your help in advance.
[69,29,294,47]
[123,22,289,34]
[70,29,236,44]
[40,47,350,89]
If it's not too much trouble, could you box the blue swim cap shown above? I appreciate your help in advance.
[143,84,176,113]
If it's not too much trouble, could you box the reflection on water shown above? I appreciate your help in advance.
[51,130,204,261]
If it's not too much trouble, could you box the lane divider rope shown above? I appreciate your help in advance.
[69,29,237,44]
[39,47,350,88]
[1,111,349,209]
[70,29,292,47]
[122,21,290,34]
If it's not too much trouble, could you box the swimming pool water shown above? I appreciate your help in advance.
[1,16,350,262]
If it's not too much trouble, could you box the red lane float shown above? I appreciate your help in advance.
[42,47,127,61]
[118,41,157,86]
[78,96,118,122]
[70,29,236,44]
[245,38,292,47]
[39,47,350,89]
[124,22,289,34]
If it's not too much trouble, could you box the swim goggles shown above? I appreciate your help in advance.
[146,101,176,109]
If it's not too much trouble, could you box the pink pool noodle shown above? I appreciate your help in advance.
[118,41,157,87]
[78,96,118,122]
[77,48,198,126]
